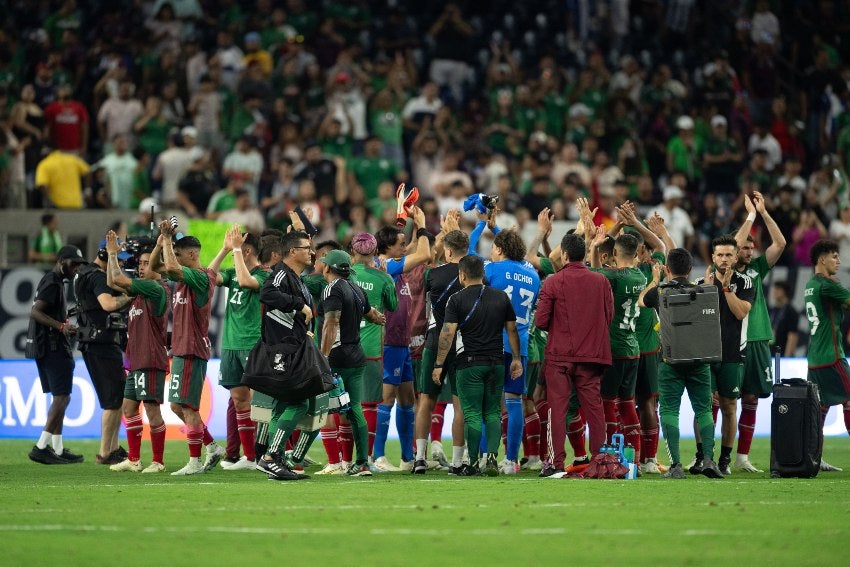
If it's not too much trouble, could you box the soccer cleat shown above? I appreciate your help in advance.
[521,456,543,471]
[449,463,479,476]
[96,448,126,466]
[413,459,428,474]
[347,461,373,477]
[701,458,725,479]
[640,458,662,475]
[399,459,413,472]
[661,463,686,479]
[170,459,206,476]
[820,459,843,472]
[29,445,70,465]
[341,460,352,472]
[110,458,142,472]
[285,450,320,467]
[483,453,499,477]
[141,462,166,474]
[688,457,704,475]
[500,459,519,475]
[203,443,226,472]
[223,456,256,471]
[220,457,240,469]
[257,456,300,480]
[733,456,763,473]
[315,463,343,475]
[565,456,590,475]
[56,448,84,463]
[372,456,402,472]
[430,451,450,470]
[538,462,559,478]
[717,458,732,477]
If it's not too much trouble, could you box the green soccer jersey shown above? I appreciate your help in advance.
[539,257,556,276]
[597,266,647,358]
[352,262,398,358]
[636,252,665,354]
[804,274,850,367]
[128,279,168,316]
[528,321,548,364]
[348,156,398,200]
[302,273,327,307]
[739,254,773,342]
[219,266,269,350]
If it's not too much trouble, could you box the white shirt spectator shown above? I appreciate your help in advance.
[216,45,245,91]
[748,132,783,171]
[751,8,780,46]
[98,98,143,146]
[402,95,443,122]
[829,215,850,267]
[649,191,695,251]
[153,146,193,205]
[223,147,264,201]
[218,207,266,233]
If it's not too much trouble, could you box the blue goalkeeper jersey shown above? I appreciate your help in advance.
[484,259,540,356]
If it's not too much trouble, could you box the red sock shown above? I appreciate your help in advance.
[321,423,340,465]
[500,411,508,450]
[431,401,447,444]
[339,423,354,463]
[567,411,587,459]
[286,429,301,452]
[236,410,256,461]
[712,399,720,424]
[619,398,641,462]
[603,398,620,442]
[737,401,758,456]
[202,425,214,446]
[225,398,239,459]
[844,406,850,436]
[125,413,143,462]
[150,423,166,464]
[187,425,204,458]
[362,402,378,456]
[524,412,540,459]
[641,427,659,460]
[535,399,550,460]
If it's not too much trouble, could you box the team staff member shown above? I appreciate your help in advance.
[415,229,469,475]
[433,254,522,476]
[74,238,133,465]
[255,230,315,481]
[804,240,850,471]
[694,235,754,476]
[638,248,723,479]
[104,232,170,473]
[208,225,269,470]
[150,221,225,476]
[534,232,612,477]
[733,191,786,473]
[27,245,86,465]
[319,249,386,476]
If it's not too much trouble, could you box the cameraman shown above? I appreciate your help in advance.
[74,238,134,465]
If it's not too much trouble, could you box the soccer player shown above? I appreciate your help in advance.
[415,229,469,474]
[733,191,786,472]
[149,221,225,476]
[207,225,269,470]
[372,206,431,471]
[638,248,723,479]
[484,230,540,474]
[104,232,170,473]
[27,245,86,465]
[318,249,386,476]
[433,254,523,476]
[693,235,755,476]
[804,239,850,471]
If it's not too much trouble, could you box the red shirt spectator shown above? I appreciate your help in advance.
[44,85,89,153]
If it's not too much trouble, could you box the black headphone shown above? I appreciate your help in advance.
[97,247,109,262]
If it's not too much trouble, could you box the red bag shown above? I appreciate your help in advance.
[580,453,628,479]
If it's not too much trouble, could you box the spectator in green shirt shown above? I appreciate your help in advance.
[29,213,64,266]
[347,136,407,201]
[666,115,705,183]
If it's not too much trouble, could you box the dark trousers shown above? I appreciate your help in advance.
[545,361,606,470]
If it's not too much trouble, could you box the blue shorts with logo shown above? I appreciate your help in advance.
[383,345,414,385]
[503,353,528,395]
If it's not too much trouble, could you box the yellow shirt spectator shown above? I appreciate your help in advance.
[244,51,273,76]
[35,150,90,209]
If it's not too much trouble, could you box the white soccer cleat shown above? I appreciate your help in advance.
[820,459,843,472]
[223,456,256,471]
[141,461,166,474]
[640,458,662,474]
[203,443,226,472]
[315,463,342,475]
[521,456,543,471]
[399,459,413,472]
[733,456,763,473]
[372,456,402,472]
[170,459,205,476]
[110,458,142,472]
[500,459,519,475]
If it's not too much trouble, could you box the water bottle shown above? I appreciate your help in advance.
[624,443,635,465]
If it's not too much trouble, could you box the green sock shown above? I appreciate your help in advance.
[660,414,681,465]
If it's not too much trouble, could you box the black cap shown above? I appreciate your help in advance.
[57,245,86,263]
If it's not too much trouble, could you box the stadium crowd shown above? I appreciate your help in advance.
[11,1,850,478]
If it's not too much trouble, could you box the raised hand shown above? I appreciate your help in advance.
[537,207,553,235]
[752,190,766,214]
[105,230,122,255]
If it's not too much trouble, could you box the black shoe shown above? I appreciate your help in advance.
[519,457,529,467]
[97,448,126,465]
[701,458,725,479]
[57,448,84,463]
[258,455,299,480]
[688,458,705,475]
[115,446,128,460]
[413,459,428,474]
[717,458,731,477]
[539,462,562,478]
[483,453,499,477]
[29,445,69,465]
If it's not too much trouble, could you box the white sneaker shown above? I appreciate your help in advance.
[640,458,661,474]
[220,458,238,469]
[203,443,226,472]
[170,458,205,476]
[431,450,450,470]
[141,461,165,474]
[522,456,543,471]
[110,458,142,472]
[223,456,256,471]
[399,459,413,472]
[372,456,402,472]
[733,455,763,473]
[500,459,519,475]
[315,463,343,475]
[820,459,843,472]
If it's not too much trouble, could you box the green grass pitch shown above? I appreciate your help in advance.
[1,438,847,566]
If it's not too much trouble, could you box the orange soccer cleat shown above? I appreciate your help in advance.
[394,183,420,227]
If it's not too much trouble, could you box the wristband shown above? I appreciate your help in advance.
[434,364,443,369]
[722,286,731,293]
[232,248,242,253]
[746,212,756,222]
[416,228,431,240]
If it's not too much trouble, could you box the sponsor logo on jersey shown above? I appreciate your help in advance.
[128,306,144,321]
